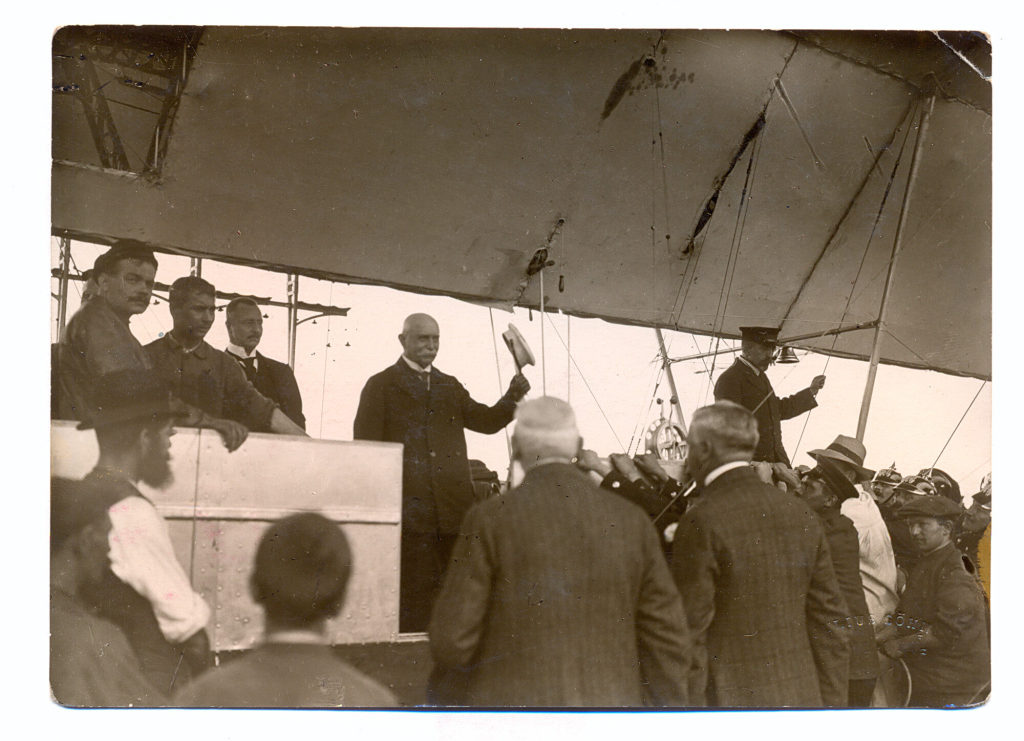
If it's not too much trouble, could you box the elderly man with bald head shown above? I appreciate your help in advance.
[354,313,530,632]
[428,397,692,707]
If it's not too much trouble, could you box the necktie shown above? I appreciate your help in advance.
[420,370,430,391]
[231,353,257,382]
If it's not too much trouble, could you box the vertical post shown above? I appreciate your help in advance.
[55,236,72,343]
[287,273,299,369]
[856,95,935,441]
[539,270,546,395]
[189,257,202,277]
[656,328,687,435]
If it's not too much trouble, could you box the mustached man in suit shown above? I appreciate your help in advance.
[429,397,693,707]
[672,401,850,707]
[354,313,530,632]
[713,326,824,466]
[224,297,306,430]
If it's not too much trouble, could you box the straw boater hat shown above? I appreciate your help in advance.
[808,434,875,483]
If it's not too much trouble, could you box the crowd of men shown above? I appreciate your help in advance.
[50,242,991,709]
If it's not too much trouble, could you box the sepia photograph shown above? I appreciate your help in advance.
[38,7,1006,731]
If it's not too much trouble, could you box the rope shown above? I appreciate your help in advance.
[704,131,764,405]
[930,380,987,471]
[791,99,918,459]
[488,308,513,461]
[542,311,625,450]
[627,352,667,456]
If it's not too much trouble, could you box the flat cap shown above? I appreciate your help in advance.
[897,495,964,520]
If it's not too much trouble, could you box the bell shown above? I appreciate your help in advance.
[776,346,799,364]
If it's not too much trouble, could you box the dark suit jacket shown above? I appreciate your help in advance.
[713,358,817,465]
[228,350,306,429]
[818,508,881,682]
[672,466,850,707]
[353,358,517,534]
[429,463,693,707]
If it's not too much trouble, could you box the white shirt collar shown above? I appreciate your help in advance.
[402,355,432,373]
[226,343,258,360]
[737,355,762,376]
[704,460,751,487]
[264,629,327,646]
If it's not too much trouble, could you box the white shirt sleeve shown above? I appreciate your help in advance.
[842,490,899,620]
[107,496,211,643]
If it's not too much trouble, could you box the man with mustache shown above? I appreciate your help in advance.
[223,297,306,429]
[145,277,307,442]
[57,243,258,452]
[75,369,212,696]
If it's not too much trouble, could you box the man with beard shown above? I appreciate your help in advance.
[145,277,307,439]
[77,369,212,696]
[224,297,306,429]
[713,326,825,466]
[50,477,164,706]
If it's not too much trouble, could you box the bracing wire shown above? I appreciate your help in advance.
[930,381,987,471]
[541,311,625,450]
[488,307,513,461]
[791,99,919,459]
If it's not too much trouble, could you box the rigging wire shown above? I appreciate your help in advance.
[488,307,513,461]
[703,131,764,406]
[930,380,988,471]
[790,98,919,459]
[541,311,625,450]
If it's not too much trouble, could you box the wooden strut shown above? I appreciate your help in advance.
[655,328,687,435]
[856,94,936,441]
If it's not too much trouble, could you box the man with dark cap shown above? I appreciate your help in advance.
[713,326,825,466]
[50,478,164,707]
[224,296,306,429]
[671,401,850,708]
[877,495,990,707]
[959,475,991,597]
[57,242,252,452]
[799,460,880,707]
[77,369,212,696]
[175,513,397,707]
[354,312,529,632]
[145,276,307,439]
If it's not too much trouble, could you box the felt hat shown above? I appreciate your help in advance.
[502,324,536,371]
[808,434,875,482]
[811,458,860,503]
[92,240,158,277]
[76,369,180,430]
[897,494,964,520]
[738,326,781,346]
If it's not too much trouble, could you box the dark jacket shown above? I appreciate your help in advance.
[353,357,517,534]
[893,542,990,707]
[672,466,850,707]
[818,507,881,682]
[713,358,817,465]
[228,350,306,430]
[429,463,693,707]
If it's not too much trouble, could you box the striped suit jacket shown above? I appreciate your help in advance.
[429,462,693,707]
[672,466,851,707]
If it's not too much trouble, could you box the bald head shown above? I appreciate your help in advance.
[400,313,440,368]
[512,397,581,470]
